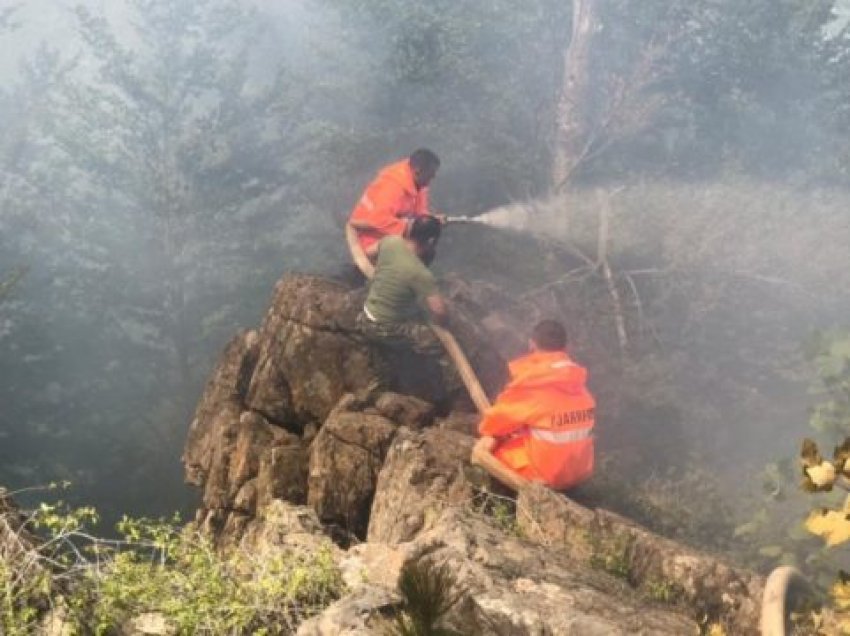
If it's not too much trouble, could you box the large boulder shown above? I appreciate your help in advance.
[307,396,399,537]
[367,427,475,544]
[245,276,374,429]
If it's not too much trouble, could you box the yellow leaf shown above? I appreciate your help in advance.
[706,624,726,636]
[806,461,837,488]
[832,578,850,611]
[805,508,850,547]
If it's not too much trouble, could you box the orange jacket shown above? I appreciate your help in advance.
[479,350,595,490]
[349,159,430,251]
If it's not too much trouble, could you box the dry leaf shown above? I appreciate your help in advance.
[802,438,823,468]
[805,508,850,547]
[835,437,850,475]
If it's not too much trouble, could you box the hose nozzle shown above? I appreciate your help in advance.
[446,215,483,224]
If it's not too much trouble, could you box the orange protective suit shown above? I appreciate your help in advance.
[349,159,430,252]
[479,350,595,490]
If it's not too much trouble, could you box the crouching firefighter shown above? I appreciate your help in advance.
[471,320,595,492]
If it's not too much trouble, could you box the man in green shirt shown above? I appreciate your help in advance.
[357,216,463,401]
[356,215,447,356]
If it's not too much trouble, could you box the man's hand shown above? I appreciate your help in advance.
[425,293,449,326]
[431,212,448,224]
[477,436,497,453]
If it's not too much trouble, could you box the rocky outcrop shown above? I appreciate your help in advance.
[183,273,506,538]
[184,272,775,635]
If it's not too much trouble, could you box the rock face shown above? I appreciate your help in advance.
[183,273,506,537]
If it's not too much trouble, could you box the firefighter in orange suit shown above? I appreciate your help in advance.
[348,149,444,258]
[473,320,595,491]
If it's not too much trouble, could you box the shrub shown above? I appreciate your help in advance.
[0,488,345,634]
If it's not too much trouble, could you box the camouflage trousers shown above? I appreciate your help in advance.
[355,311,463,396]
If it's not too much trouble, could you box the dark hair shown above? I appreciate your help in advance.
[409,215,442,246]
[532,320,567,351]
[409,148,440,174]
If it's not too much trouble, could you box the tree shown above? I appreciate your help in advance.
[48,0,301,424]
[551,0,598,189]
[0,0,331,519]
[550,0,835,187]
[315,0,570,210]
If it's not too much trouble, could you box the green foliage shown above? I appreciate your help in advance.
[806,331,850,439]
[645,578,684,604]
[77,525,342,634]
[385,560,464,636]
[0,556,51,636]
[589,534,635,582]
[793,331,850,630]
[466,489,520,537]
[0,491,345,635]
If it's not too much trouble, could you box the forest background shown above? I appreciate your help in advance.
[2,0,850,580]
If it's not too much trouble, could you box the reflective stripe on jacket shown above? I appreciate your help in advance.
[349,159,430,251]
[479,350,595,490]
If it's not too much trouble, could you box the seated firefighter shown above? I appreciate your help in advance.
[472,320,595,492]
[348,148,444,260]
[355,216,458,398]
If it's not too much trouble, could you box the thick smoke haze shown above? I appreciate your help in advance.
[1,0,849,579]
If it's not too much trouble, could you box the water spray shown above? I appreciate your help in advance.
[446,205,534,231]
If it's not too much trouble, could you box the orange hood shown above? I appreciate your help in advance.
[506,351,588,396]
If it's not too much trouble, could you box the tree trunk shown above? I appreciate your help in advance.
[551,0,599,190]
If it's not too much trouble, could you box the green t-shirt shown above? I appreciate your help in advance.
[364,236,438,324]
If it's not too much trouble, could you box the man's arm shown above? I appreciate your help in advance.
[425,293,448,327]
[479,397,524,438]
[471,435,529,492]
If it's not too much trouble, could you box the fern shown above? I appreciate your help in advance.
[386,560,466,636]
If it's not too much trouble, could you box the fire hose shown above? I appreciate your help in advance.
[345,223,491,414]
[346,222,531,491]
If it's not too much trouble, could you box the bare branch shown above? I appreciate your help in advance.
[596,190,629,353]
